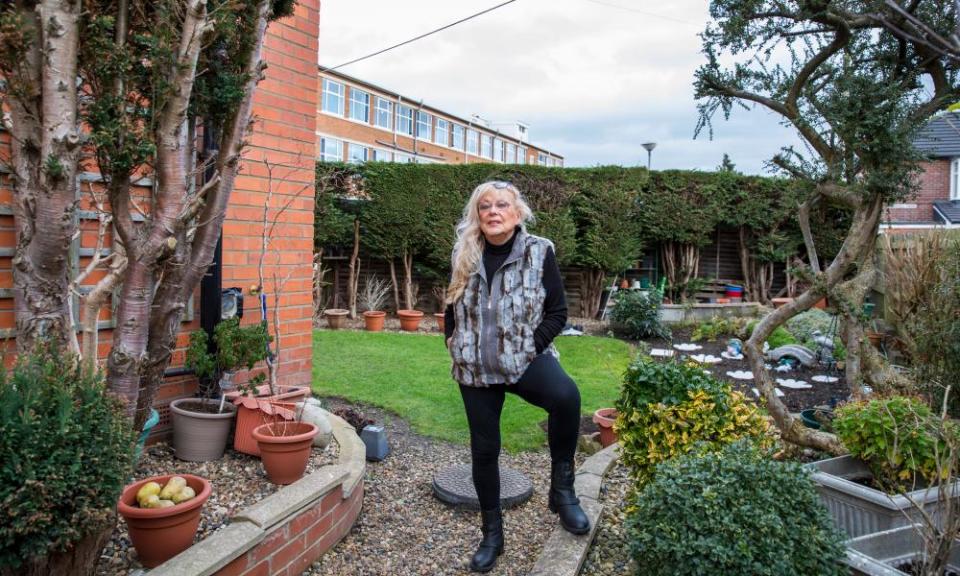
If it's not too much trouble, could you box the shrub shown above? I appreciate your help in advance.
[690,316,750,342]
[628,441,846,576]
[615,358,769,484]
[609,289,671,340]
[744,319,799,349]
[0,343,135,571]
[834,395,953,492]
[785,308,834,342]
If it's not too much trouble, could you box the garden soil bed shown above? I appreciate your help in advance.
[95,437,339,575]
[641,326,850,412]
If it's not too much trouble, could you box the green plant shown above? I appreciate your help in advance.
[691,316,750,341]
[0,343,135,571]
[744,319,799,349]
[834,396,954,492]
[609,289,671,340]
[628,441,846,576]
[186,318,272,395]
[785,308,834,342]
[615,358,770,484]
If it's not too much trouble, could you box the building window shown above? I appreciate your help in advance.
[494,139,506,162]
[375,98,393,130]
[452,124,465,150]
[395,153,415,163]
[953,158,960,200]
[372,148,392,162]
[397,105,413,136]
[481,134,493,159]
[435,118,449,145]
[349,88,370,122]
[347,143,367,164]
[466,129,479,155]
[319,137,343,161]
[322,79,344,116]
[538,152,548,166]
[518,146,527,165]
[416,110,432,140]
[506,143,516,164]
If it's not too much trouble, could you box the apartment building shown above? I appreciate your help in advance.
[317,68,564,166]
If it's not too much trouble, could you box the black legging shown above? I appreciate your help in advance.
[458,354,582,511]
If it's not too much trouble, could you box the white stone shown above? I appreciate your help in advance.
[295,401,333,447]
[776,378,811,389]
[774,364,793,373]
[812,375,839,383]
[721,351,744,361]
[650,348,675,357]
[726,370,754,380]
[689,354,721,364]
[673,343,703,351]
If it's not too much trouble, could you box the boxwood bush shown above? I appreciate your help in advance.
[609,289,671,340]
[615,358,769,484]
[0,344,135,571]
[628,441,846,576]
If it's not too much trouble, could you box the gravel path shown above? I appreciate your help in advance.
[95,438,339,575]
[580,461,635,576]
[304,398,587,576]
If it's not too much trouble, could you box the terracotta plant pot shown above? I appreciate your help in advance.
[592,408,619,448]
[363,310,386,331]
[253,421,319,485]
[814,297,828,309]
[771,297,794,308]
[434,312,445,333]
[324,308,349,329]
[866,331,883,349]
[397,309,424,332]
[117,474,212,568]
[169,398,237,462]
[226,384,311,456]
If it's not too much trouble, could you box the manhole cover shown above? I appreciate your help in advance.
[432,464,533,510]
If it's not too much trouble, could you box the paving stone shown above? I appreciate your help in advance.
[149,520,263,576]
[577,443,619,477]
[527,498,603,576]
[234,465,347,529]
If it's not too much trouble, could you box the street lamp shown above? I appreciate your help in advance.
[642,142,657,170]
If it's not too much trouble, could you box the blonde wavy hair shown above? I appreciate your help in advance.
[446,181,534,304]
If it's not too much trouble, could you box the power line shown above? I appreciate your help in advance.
[582,0,701,26]
[322,0,520,72]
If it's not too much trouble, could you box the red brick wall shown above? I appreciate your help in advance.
[215,480,364,576]
[885,159,951,224]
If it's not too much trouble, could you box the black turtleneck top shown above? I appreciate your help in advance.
[444,230,567,354]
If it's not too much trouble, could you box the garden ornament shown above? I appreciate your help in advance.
[765,344,817,368]
[725,338,743,357]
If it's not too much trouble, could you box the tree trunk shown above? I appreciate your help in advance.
[0,517,114,576]
[738,227,757,302]
[744,193,884,454]
[389,259,401,312]
[402,250,415,310]
[581,268,605,318]
[9,2,83,354]
[348,219,360,318]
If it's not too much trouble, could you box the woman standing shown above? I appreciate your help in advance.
[444,181,589,573]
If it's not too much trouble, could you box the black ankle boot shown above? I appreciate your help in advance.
[548,460,590,535]
[469,507,504,573]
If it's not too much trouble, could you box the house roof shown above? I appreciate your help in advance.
[934,200,960,224]
[914,112,960,158]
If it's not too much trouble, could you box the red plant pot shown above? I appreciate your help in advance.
[117,474,211,568]
[253,421,319,485]
[592,408,619,448]
[397,309,424,332]
[227,384,311,456]
[363,310,386,331]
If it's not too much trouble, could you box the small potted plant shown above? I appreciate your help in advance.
[323,307,350,329]
[251,402,319,484]
[359,275,390,331]
[171,318,270,461]
[432,285,447,333]
[592,408,619,447]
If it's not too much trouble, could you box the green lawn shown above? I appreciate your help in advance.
[312,330,634,452]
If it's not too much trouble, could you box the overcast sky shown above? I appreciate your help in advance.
[318,0,805,175]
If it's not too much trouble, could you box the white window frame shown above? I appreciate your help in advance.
[481,134,493,159]
[451,124,465,150]
[466,129,479,155]
[322,79,345,116]
[435,118,450,146]
[375,97,393,130]
[416,110,432,140]
[347,143,367,164]
[518,146,527,165]
[538,152,548,166]
[372,148,393,162]
[349,88,370,123]
[506,143,516,164]
[396,105,414,136]
[952,158,960,200]
[494,138,505,162]
[319,137,343,162]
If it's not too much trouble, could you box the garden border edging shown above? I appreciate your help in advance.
[149,412,366,576]
[528,443,619,576]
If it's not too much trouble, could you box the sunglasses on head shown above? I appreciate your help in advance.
[489,181,513,189]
